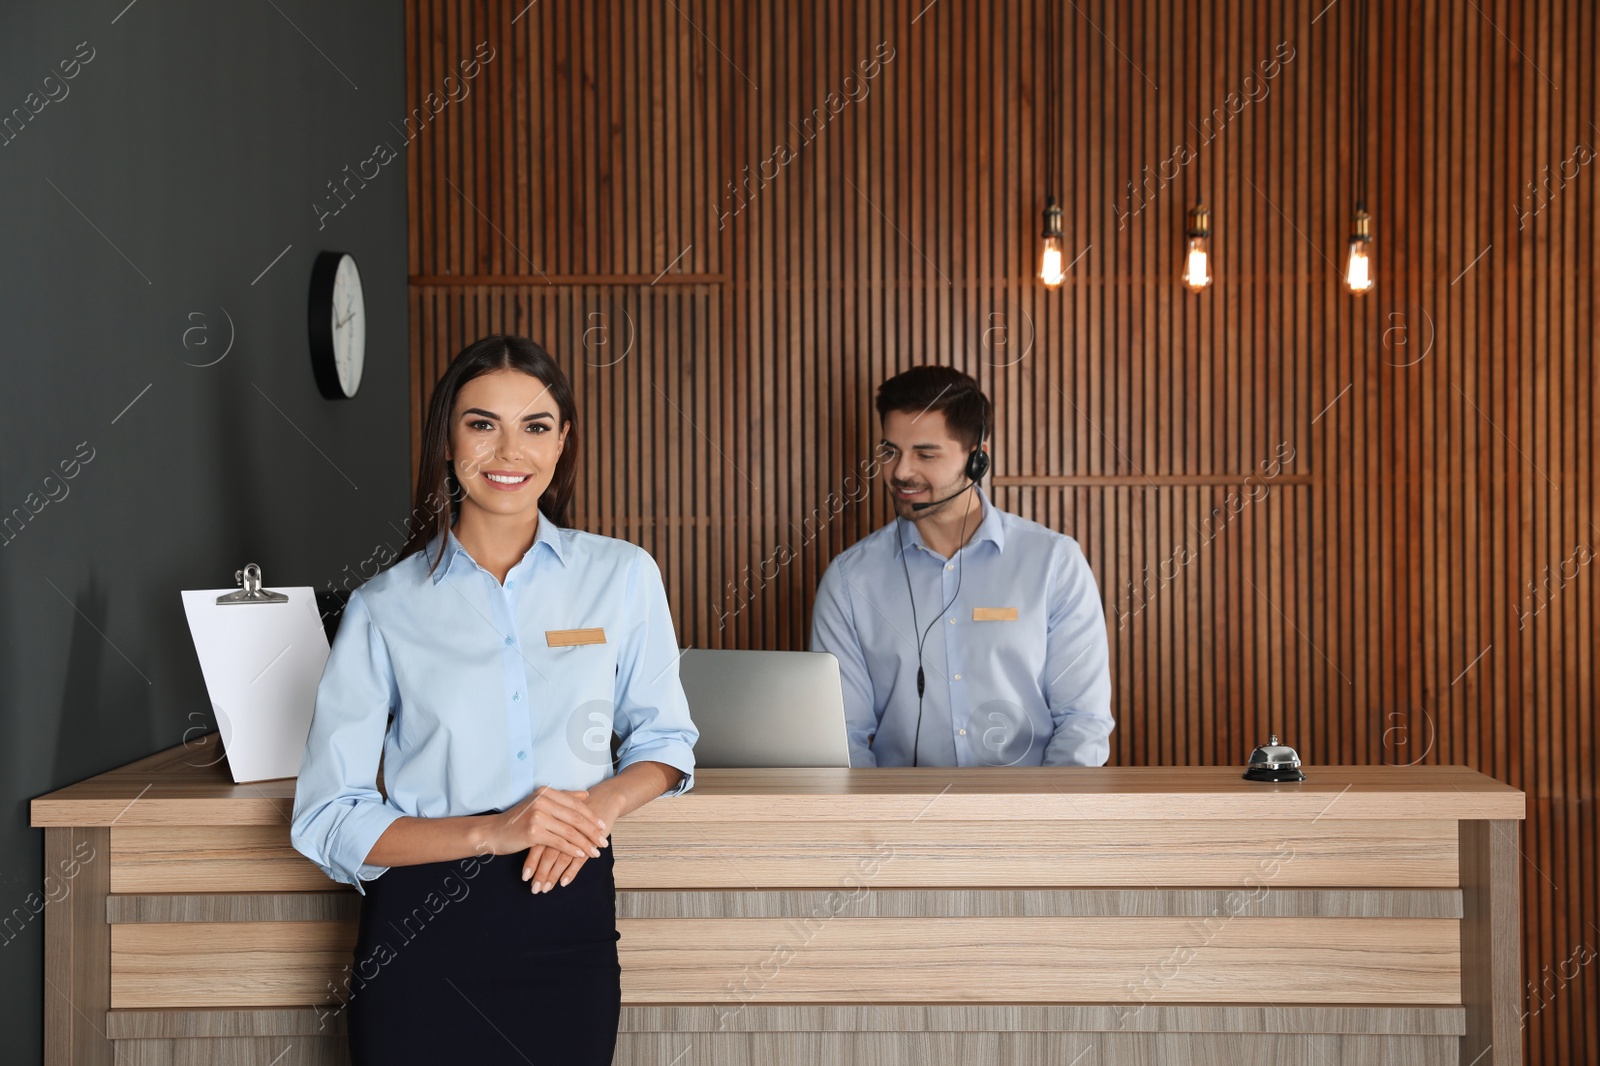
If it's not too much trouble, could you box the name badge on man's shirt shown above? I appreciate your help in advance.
[971,607,1019,622]
[546,627,608,647]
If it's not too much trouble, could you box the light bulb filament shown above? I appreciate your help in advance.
[1346,241,1374,293]
[1040,238,1065,287]
[1182,241,1211,292]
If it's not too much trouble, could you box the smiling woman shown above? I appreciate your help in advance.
[403,336,582,565]
[290,334,698,1065]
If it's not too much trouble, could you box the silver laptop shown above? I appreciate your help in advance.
[678,649,851,768]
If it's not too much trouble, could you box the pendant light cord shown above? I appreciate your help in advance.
[1045,0,1057,201]
[1354,0,1369,209]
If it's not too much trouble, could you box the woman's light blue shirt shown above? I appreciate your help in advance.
[291,515,698,891]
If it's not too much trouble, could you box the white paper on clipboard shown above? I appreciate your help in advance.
[181,586,330,783]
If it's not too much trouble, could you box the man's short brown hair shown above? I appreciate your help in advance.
[874,366,991,451]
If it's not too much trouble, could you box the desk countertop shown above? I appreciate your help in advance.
[31,732,1525,827]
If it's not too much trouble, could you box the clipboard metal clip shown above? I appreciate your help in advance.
[216,563,289,605]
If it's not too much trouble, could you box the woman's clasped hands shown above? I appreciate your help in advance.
[482,785,618,894]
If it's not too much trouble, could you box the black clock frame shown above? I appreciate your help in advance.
[308,250,361,400]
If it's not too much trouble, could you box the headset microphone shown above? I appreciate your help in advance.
[909,482,976,511]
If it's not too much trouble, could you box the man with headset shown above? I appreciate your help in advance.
[810,366,1114,768]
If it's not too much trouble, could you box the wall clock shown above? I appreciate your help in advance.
[308,251,366,399]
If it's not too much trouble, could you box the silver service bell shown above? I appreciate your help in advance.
[1243,734,1305,782]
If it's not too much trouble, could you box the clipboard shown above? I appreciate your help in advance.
[181,564,330,783]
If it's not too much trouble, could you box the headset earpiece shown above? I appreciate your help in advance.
[965,448,990,484]
[964,390,990,484]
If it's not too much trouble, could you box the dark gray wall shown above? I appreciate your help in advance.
[0,3,407,1059]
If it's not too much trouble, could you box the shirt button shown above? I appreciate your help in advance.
[959,728,967,736]
[949,617,956,624]
[507,580,516,589]
[954,673,962,681]
[504,635,514,645]
[513,692,521,702]
[946,563,954,571]
[517,750,527,760]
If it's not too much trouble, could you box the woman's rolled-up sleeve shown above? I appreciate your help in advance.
[612,548,699,796]
[290,589,406,892]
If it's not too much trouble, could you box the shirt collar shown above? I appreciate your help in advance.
[896,488,1006,558]
[428,510,566,584]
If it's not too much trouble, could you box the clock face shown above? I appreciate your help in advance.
[330,255,365,398]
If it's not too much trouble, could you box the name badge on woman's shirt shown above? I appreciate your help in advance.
[546,627,607,647]
[971,607,1019,622]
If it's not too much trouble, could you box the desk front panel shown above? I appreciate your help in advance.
[108,817,1461,892]
[34,755,1520,1065]
[105,816,1466,1015]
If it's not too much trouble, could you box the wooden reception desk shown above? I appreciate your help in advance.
[33,735,1524,1066]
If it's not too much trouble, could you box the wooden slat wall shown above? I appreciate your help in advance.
[404,3,1597,1062]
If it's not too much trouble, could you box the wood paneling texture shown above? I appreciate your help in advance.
[404,3,1597,1062]
[108,917,1460,1007]
[106,818,1461,892]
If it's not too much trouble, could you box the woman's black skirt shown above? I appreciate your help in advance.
[344,843,621,1065]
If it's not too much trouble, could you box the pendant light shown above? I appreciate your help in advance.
[1182,203,1212,292]
[1040,197,1065,286]
[1346,207,1374,293]
[1344,0,1375,295]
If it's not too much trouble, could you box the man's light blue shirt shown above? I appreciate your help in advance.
[810,490,1113,768]
[291,514,698,891]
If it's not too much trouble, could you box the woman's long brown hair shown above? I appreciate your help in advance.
[396,335,582,578]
